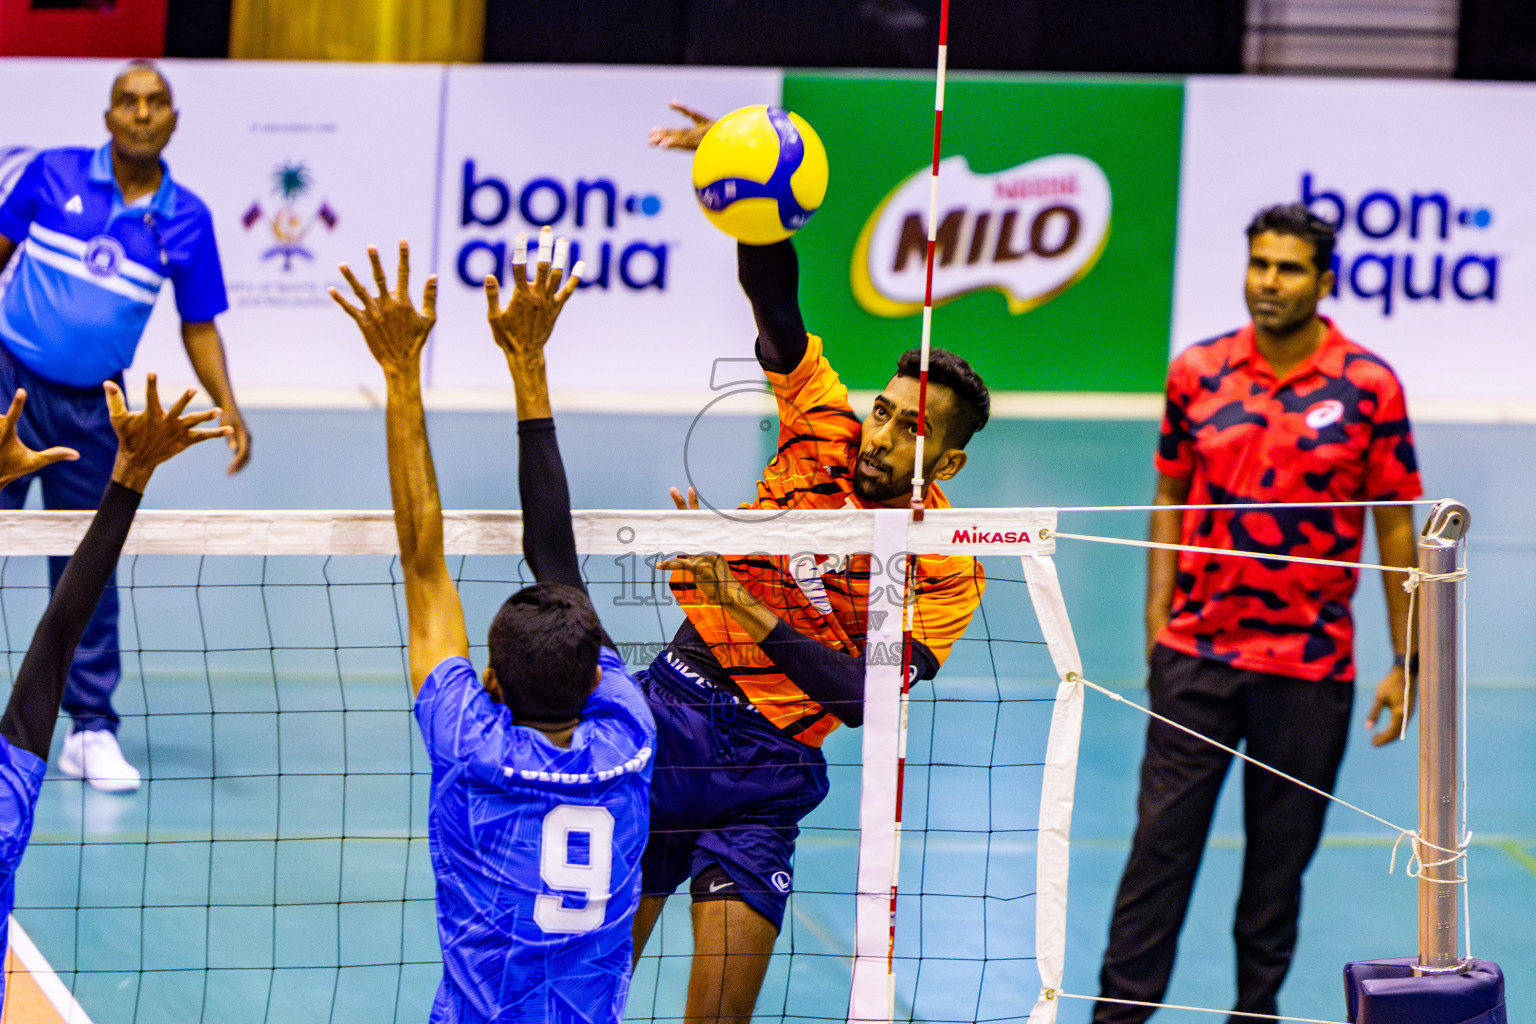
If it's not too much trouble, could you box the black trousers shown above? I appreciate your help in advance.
[1093,645,1355,1024]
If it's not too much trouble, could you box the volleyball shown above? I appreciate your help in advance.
[691,105,829,245]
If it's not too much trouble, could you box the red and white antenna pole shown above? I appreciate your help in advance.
[908,0,950,524]
[886,0,952,999]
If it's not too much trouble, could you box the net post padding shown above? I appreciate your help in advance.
[849,510,910,1023]
[1021,552,1087,1024]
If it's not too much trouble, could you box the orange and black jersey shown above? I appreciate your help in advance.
[666,331,985,747]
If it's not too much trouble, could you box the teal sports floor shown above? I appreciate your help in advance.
[3,407,1530,1023]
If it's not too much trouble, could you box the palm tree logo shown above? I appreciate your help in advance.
[241,160,338,271]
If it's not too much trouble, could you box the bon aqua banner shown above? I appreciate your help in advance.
[781,73,1185,395]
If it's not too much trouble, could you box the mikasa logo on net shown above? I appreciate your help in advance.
[851,153,1111,317]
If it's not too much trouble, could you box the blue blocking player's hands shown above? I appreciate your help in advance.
[0,389,78,490]
[330,240,438,376]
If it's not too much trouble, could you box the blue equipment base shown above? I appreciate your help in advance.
[1345,958,1507,1024]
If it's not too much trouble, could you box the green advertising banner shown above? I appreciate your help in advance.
[781,73,1184,393]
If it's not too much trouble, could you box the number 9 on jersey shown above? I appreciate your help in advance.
[535,804,616,934]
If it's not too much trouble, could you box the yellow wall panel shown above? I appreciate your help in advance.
[230,0,485,62]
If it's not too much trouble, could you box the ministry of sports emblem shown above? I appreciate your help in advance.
[241,160,339,271]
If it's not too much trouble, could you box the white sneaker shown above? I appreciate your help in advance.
[58,730,141,793]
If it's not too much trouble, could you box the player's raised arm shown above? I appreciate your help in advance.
[0,377,229,760]
[484,228,591,589]
[330,241,467,693]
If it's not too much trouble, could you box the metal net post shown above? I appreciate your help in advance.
[1415,499,1469,973]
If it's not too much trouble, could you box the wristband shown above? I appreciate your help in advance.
[1393,653,1420,674]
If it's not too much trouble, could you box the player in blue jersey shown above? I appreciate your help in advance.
[330,232,655,1024]
[0,376,229,1006]
[0,61,251,791]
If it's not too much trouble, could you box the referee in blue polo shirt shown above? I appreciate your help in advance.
[0,60,251,792]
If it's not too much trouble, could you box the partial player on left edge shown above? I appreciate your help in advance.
[0,378,230,1007]
[330,231,656,1024]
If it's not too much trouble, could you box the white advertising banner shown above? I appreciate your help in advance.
[0,58,444,392]
[430,65,781,398]
[0,59,781,404]
[1173,76,1536,410]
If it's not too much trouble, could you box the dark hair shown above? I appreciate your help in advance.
[487,582,602,721]
[112,60,172,101]
[895,348,991,449]
[1245,203,1336,273]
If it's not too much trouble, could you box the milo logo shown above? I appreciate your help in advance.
[851,154,1112,317]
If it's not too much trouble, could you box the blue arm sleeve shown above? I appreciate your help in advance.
[0,153,43,244]
[171,209,230,322]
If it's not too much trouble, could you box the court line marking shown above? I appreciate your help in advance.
[1494,839,1536,878]
[6,916,93,1024]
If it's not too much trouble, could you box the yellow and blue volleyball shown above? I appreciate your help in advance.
[691,106,829,245]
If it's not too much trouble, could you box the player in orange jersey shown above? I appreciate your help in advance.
[632,103,993,1022]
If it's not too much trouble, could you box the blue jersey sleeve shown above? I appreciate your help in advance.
[170,206,229,323]
[0,739,45,868]
[0,153,43,244]
[414,656,510,773]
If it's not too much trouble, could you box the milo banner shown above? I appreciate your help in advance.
[781,74,1184,394]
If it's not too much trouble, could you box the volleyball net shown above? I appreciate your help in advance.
[0,501,1476,1024]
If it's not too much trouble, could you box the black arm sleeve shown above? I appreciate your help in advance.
[517,417,616,651]
[738,240,808,374]
[0,481,141,760]
[759,621,940,729]
[518,418,583,590]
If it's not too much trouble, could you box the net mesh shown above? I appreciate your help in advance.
[0,511,1066,1024]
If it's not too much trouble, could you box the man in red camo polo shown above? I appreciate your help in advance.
[1094,203,1423,1024]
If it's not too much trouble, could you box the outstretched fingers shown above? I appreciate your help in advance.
[547,235,569,295]
[367,245,391,298]
[422,274,438,321]
[144,373,164,416]
[34,445,79,466]
[534,226,553,292]
[179,408,224,428]
[483,275,502,319]
[188,425,235,443]
[511,232,531,296]
[0,389,26,436]
[670,100,711,124]
[338,263,373,308]
[396,239,411,299]
[165,387,198,421]
[328,286,365,323]
[103,380,128,420]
